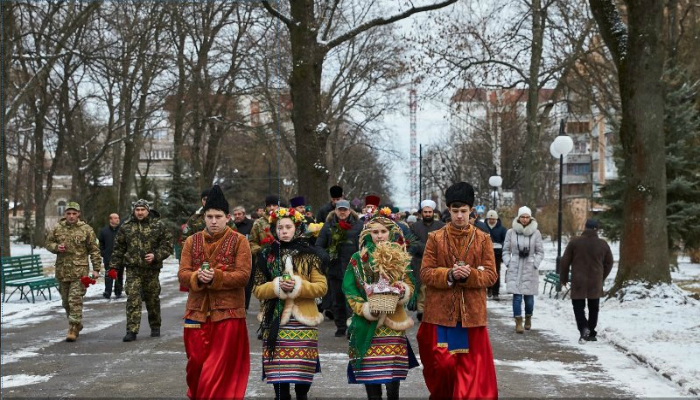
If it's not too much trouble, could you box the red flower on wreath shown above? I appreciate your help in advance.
[80,276,96,288]
[338,220,352,230]
[107,269,118,280]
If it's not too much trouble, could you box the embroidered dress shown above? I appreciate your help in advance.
[263,317,320,384]
[347,325,417,383]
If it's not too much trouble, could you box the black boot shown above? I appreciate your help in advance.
[385,381,400,400]
[294,383,310,400]
[150,328,160,337]
[365,384,382,400]
[123,331,137,342]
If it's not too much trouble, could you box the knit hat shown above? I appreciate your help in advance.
[517,206,532,218]
[445,182,475,207]
[420,200,437,211]
[585,219,600,230]
[203,185,229,214]
[330,185,343,198]
[265,195,279,207]
[132,199,150,211]
[486,210,498,219]
[365,195,380,207]
[200,188,210,200]
[290,196,306,208]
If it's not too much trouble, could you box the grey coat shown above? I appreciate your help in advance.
[503,219,544,295]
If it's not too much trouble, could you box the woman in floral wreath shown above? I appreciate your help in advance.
[253,207,328,400]
[342,214,418,400]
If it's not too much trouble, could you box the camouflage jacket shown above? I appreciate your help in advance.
[45,219,102,282]
[181,208,236,243]
[248,217,273,257]
[110,214,173,272]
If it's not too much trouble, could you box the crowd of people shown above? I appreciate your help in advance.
[46,181,613,399]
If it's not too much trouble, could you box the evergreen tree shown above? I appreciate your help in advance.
[162,159,199,236]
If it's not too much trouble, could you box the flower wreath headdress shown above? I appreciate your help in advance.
[268,207,305,225]
[363,206,398,224]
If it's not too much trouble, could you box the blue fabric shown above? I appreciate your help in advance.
[436,323,469,353]
[185,318,203,324]
[512,294,534,317]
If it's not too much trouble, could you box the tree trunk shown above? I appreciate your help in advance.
[589,0,670,291]
[1,1,13,256]
[613,1,670,288]
[522,0,546,210]
[288,0,328,210]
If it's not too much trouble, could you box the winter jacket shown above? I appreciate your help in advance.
[253,250,327,327]
[420,223,497,327]
[98,224,119,268]
[178,227,252,322]
[410,219,445,279]
[45,219,102,281]
[485,219,508,258]
[315,211,363,280]
[560,229,614,299]
[110,213,173,273]
[315,202,336,225]
[503,219,544,295]
[234,218,254,237]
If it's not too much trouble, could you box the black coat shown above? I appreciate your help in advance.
[315,202,335,224]
[234,218,254,237]
[314,212,362,279]
[98,224,120,268]
[485,219,508,258]
[410,219,445,280]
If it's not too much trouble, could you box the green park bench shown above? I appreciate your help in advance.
[1,254,58,303]
[542,271,571,299]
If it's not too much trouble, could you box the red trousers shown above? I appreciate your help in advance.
[183,318,250,399]
[417,322,498,400]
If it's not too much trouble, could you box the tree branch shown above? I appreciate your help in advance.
[324,0,457,49]
[261,1,293,28]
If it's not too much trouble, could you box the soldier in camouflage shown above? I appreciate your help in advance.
[45,202,102,342]
[110,199,173,342]
[248,195,281,257]
[182,188,236,242]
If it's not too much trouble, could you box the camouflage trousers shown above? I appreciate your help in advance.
[58,280,87,325]
[125,270,161,334]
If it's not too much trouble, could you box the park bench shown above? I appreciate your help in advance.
[1,254,58,303]
[542,271,571,299]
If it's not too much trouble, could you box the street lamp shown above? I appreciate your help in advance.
[488,174,502,209]
[550,121,574,293]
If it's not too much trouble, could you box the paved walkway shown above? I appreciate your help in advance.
[0,273,670,398]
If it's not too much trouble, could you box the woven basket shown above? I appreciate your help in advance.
[368,293,399,314]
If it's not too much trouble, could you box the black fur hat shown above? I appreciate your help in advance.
[203,185,229,214]
[445,182,475,207]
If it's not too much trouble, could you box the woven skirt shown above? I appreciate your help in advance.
[262,318,320,384]
[348,326,418,384]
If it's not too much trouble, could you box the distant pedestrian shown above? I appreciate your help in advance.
[45,202,102,342]
[503,206,544,333]
[485,210,507,300]
[409,200,444,321]
[290,195,315,225]
[560,219,614,344]
[316,185,344,223]
[232,206,254,237]
[99,213,122,299]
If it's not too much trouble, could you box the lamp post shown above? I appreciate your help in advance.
[488,174,502,210]
[550,120,574,293]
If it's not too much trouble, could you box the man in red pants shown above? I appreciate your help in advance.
[178,185,252,399]
[417,182,499,399]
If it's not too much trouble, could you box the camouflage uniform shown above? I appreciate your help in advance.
[181,208,236,243]
[45,219,102,326]
[247,216,271,257]
[111,213,173,334]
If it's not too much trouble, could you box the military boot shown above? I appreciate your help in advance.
[515,317,524,334]
[524,315,532,330]
[66,325,79,342]
[123,332,137,342]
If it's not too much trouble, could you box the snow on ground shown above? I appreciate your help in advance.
[2,240,181,329]
[1,374,54,388]
[501,238,700,396]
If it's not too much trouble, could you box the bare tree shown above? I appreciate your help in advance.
[261,0,457,210]
[588,0,670,291]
